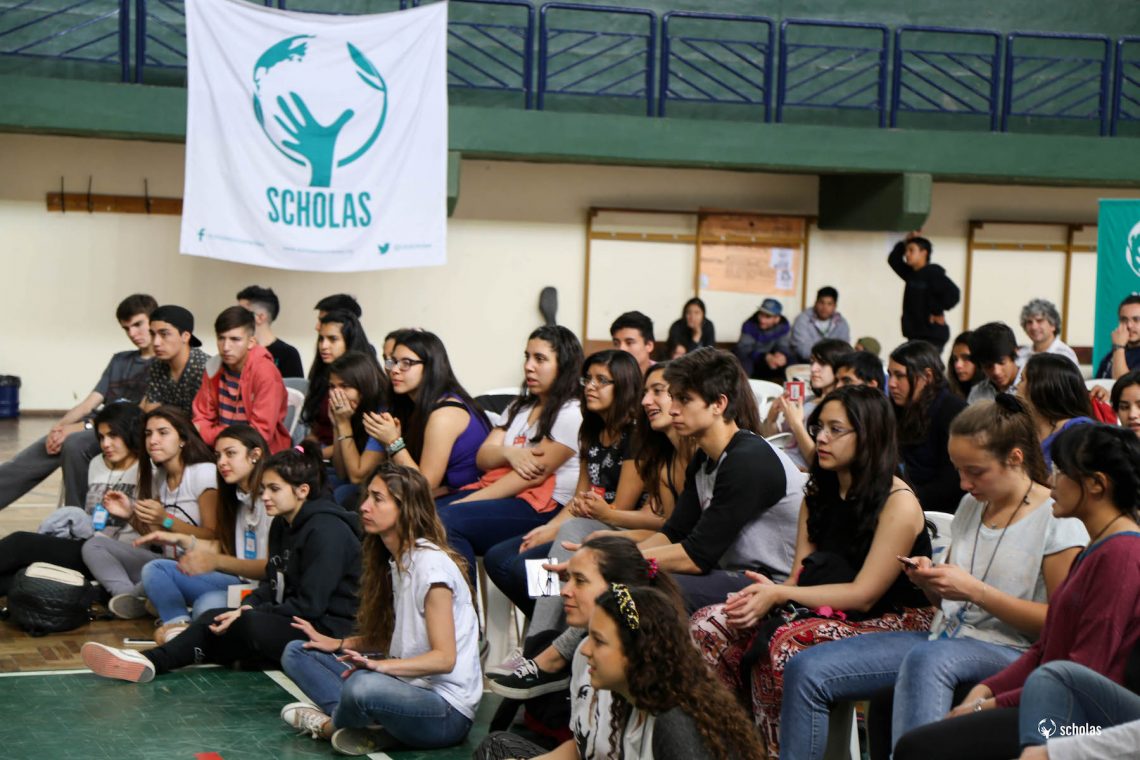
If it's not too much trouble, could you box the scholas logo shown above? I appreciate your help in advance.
[1037,718,1057,739]
[1127,220,1140,278]
[252,35,386,228]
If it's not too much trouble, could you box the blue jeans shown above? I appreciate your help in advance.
[141,559,239,625]
[436,493,559,585]
[1019,661,1140,746]
[780,632,1020,760]
[281,641,473,748]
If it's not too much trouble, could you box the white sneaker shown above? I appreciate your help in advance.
[81,642,155,683]
[281,701,332,739]
[331,726,396,755]
[485,645,526,677]
[108,594,149,620]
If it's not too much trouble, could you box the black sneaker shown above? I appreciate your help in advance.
[487,658,570,699]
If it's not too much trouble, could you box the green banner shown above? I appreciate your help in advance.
[1094,200,1140,373]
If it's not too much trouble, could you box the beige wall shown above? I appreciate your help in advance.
[2,132,1138,410]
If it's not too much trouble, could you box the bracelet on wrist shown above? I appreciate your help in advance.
[973,698,985,712]
[387,437,406,456]
[335,434,352,442]
[1114,344,1127,351]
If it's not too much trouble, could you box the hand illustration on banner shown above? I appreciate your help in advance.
[275,93,354,188]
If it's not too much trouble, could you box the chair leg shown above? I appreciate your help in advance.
[490,696,522,732]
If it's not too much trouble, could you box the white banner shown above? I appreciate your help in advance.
[180,0,447,272]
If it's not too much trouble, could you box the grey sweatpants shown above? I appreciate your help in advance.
[82,533,157,596]
[0,430,99,509]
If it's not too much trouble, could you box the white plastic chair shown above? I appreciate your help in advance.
[786,363,812,382]
[284,386,306,439]
[750,379,785,419]
[1086,378,1114,393]
[926,510,955,564]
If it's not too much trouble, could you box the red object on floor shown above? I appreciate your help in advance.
[195,753,225,760]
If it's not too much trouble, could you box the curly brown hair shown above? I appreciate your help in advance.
[354,462,471,650]
[595,586,767,760]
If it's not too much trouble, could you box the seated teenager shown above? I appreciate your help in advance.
[81,442,361,683]
[1016,299,1079,367]
[0,403,143,596]
[0,293,155,509]
[237,285,304,378]
[834,350,885,389]
[277,463,480,755]
[1095,294,1140,379]
[321,351,389,504]
[347,330,490,496]
[611,310,657,374]
[763,337,851,468]
[83,406,218,619]
[948,331,979,400]
[483,349,645,616]
[887,340,967,513]
[1111,371,1140,436]
[487,362,696,697]
[436,325,584,584]
[477,536,765,760]
[140,305,210,414]
[892,423,1140,760]
[636,348,803,613]
[1017,661,1140,760]
[968,322,1023,403]
[667,297,716,358]
[789,287,851,364]
[139,426,272,644]
[300,311,375,458]
[1017,354,1095,469]
[735,298,792,382]
[778,397,1086,760]
[192,306,291,452]
[691,385,933,756]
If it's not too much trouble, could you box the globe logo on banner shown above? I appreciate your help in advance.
[1037,719,1057,739]
[1127,220,1140,278]
[252,35,388,188]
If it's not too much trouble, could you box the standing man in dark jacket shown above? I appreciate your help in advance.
[888,232,960,353]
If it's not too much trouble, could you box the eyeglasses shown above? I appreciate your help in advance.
[808,423,855,441]
[384,358,424,372]
[579,375,615,388]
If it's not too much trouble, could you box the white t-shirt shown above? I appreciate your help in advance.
[389,539,482,720]
[929,494,1088,650]
[155,461,218,528]
[1016,337,1080,368]
[86,457,140,541]
[501,399,583,506]
[569,639,656,759]
[233,488,272,566]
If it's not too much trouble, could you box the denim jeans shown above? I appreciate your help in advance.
[1019,661,1140,746]
[436,493,559,585]
[141,559,240,624]
[281,641,473,749]
[780,631,1020,760]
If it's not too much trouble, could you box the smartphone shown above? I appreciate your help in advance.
[896,555,919,569]
[525,558,561,598]
[785,380,805,402]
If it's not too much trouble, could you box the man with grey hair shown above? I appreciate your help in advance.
[1016,298,1079,367]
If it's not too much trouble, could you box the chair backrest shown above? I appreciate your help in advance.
[925,510,955,563]
[283,376,310,395]
[786,363,812,382]
[750,379,785,418]
[284,386,306,438]
[1086,378,1114,393]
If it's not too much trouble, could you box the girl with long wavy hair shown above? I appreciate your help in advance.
[301,310,377,457]
[887,339,967,513]
[346,330,491,495]
[691,385,933,757]
[137,425,273,644]
[1016,353,1095,469]
[84,405,218,619]
[323,350,389,503]
[436,324,584,584]
[277,462,480,756]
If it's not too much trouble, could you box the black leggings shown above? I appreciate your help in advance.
[0,532,88,596]
[893,707,1020,760]
[143,607,304,674]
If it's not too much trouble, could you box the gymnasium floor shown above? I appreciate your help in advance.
[0,418,500,760]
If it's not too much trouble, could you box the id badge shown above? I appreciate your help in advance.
[244,528,257,560]
[92,505,108,531]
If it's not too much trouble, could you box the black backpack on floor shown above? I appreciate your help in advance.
[6,563,96,636]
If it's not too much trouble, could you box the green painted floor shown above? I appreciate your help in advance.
[0,669,497,760]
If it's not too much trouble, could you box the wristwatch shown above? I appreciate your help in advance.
[83,420,94,430]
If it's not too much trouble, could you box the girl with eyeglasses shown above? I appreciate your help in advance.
[691,385,934,757]
[322,351,389,504]
[338,330,490,498]
[301,310,378,458]
[136,425,273,645]
[778,396,1087,760]
[893,422,1140,760]
[83,405,218,619]
[436,325,584,585]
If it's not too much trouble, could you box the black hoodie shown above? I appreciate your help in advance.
[244,497,361,637]
[888,240,960,346]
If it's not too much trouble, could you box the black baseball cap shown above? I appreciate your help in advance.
[149,305,202,347]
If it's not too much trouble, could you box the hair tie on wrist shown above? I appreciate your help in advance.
[645,558,659,580]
